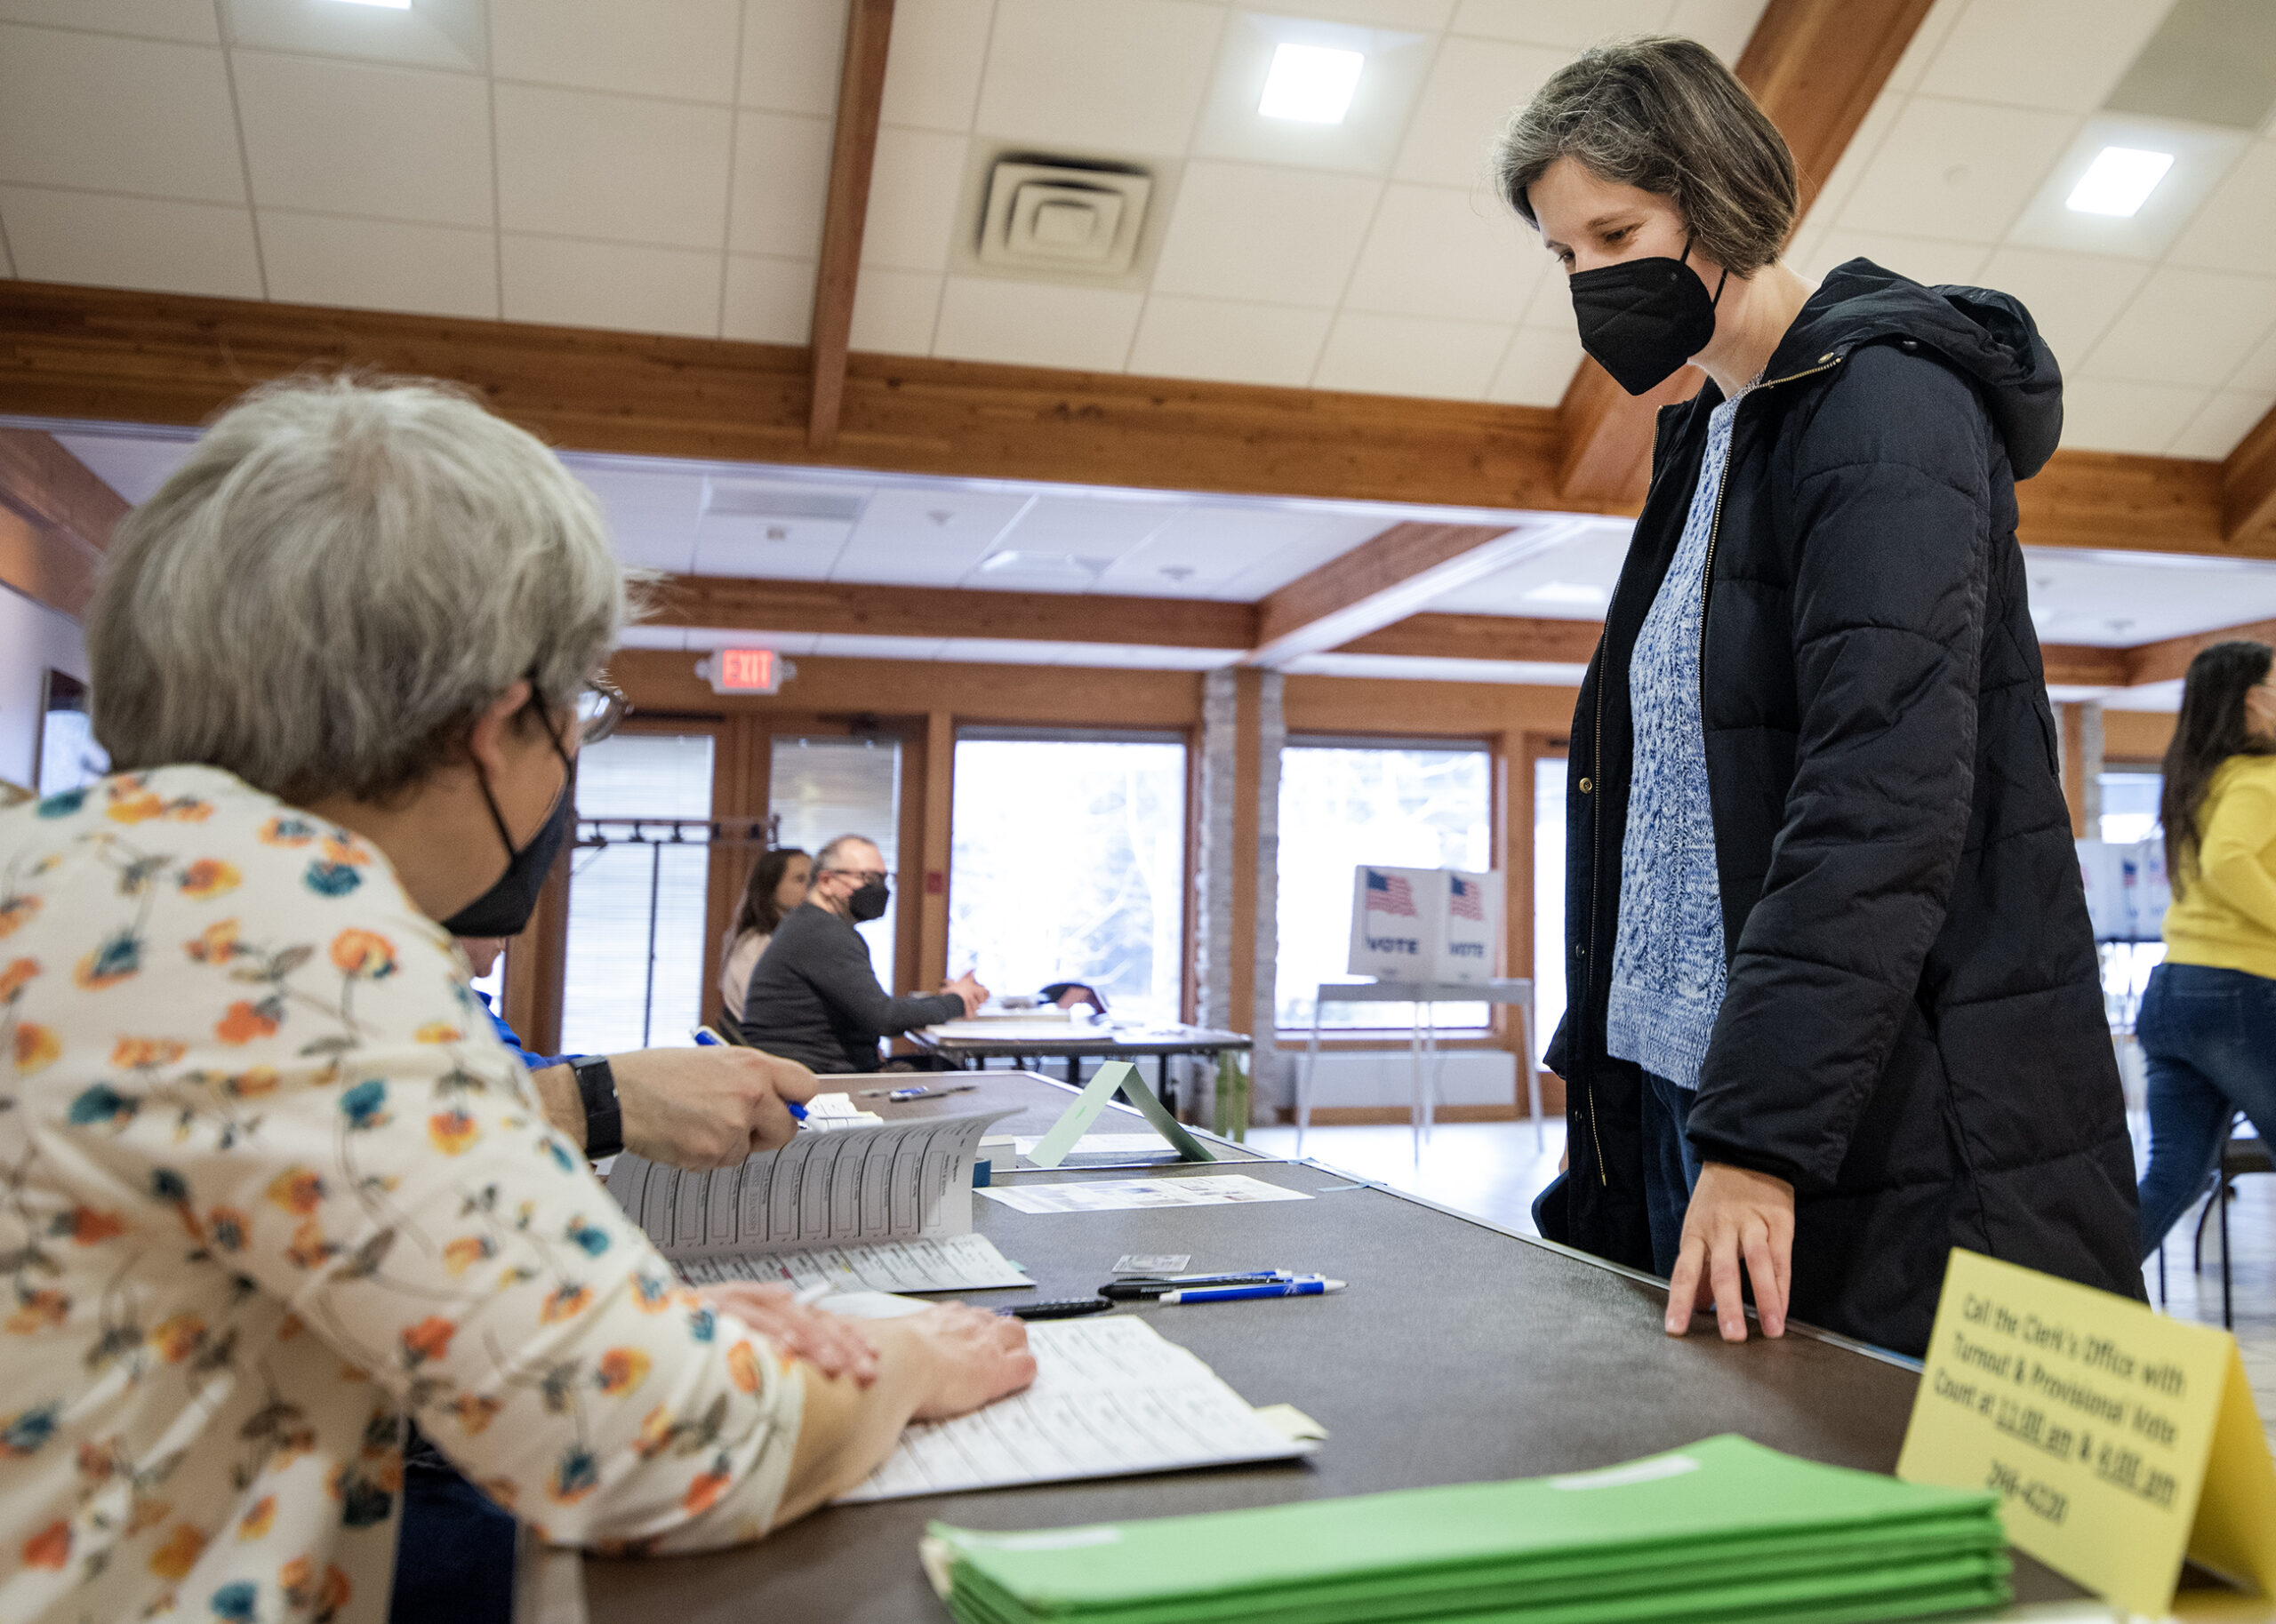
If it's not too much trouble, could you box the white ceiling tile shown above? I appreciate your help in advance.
[1246,0,1455,25]
[691,515,851,579]
[0,28,244,202]
[2057,378,2213,454]
[726,109,834,259]
[836,491,1030,583]
[1345,181,1549,323]
[848,268,944,353]
[862,128,967,271]
[933,276,1145,370]
[1126,295,1332,387]
[1666,0,1770,64]
[499,235,723,337]
[2226,323,2276,396]
[258,212,496,317]
[990,495,1176,558]
[492,0,741,103]
[2168,140,2276,275]
[1448,0,1673,46]
[1216,512,1396,596]
[1486,323,1583,406]
[220,0,489,72]
[2004,116,2249,263]
[1150,161,1382,307]
[572,467,702,574]
[0,0,215,41]
[1519,262,1578,334]
[1794,92,1900,234]
[1430,527,1629,614]
[879,0,992,132]
[1188,13,1439,178]
[740,0,845,117]
[2168,390,2275,461]
[974,0,1224,156]
[2082,267,2276,388]
[1313,311,1507,398]
[496,84,733,250]
[1392,36,1567,189]
[1837,96,2079,244]
[1798,230,1988,289]
[51,431,194,503]
[0,187,260,297]
[1884,0,1968,93]
[1101,505,1334,596]
[1974,247,2149,375]
[722,254,814,344]
[1917,0,2168,112]
[231,52,493,227]
[2020,550,2276,644]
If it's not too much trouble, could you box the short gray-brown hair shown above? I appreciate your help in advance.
[1493,36,1797,276]
[89,374,629,804]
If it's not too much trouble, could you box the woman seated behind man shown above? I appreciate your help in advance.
[719,847,810,1026]
[0,377,1031,1624]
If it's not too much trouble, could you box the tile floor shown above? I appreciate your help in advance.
[1251,1113,2276,1447]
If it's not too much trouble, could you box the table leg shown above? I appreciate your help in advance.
[1299,1010,1323,1160]
[1158,1052,1174,1114]
[1521,996,1543,1152]
[1066,1053,1080,1086]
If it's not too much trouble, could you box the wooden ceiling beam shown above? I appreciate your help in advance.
[2040,644,2136,688]
[650,574,1257,652]
[2222,401,2276,546]
[1334,612,1603,665]
[1551,0,1941,508]
[0,428,127,618]
[1249,520,1591,667]
[2127,616,2276,688]
[806,0,894,452]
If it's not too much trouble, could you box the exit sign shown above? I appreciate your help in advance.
[698,648,791,695]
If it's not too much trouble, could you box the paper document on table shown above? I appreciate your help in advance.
[978,1174,1310,1215]
[837,1316,1314,1502]
[675,1233,1026,1293]
[933,1018,1106,1040]
[802,1092,885,1129]
[607,1108,1030,1291]
[1011,1133,1172,1159]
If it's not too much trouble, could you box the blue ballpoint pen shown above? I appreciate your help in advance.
[692,1027,805,1120]
[1153,1277,1344,1305]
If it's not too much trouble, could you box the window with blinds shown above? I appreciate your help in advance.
[560,732,716,1055]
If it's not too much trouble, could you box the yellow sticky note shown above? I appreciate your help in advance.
[1896,1248,2276,1616]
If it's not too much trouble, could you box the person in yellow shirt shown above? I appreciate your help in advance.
[2136,639,2276,1259]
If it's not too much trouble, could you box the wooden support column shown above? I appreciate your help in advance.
[918,709,954,994]
[702,715,770,1029]
[2057,701,2104,838]
[1228,669,1263,1041]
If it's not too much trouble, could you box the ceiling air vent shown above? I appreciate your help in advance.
[978,158,1151,276]
[700,480,867,523]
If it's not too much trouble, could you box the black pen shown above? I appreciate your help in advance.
[1102,1270,1294,1300]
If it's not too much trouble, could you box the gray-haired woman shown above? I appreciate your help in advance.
[1509,37,2139,1356]
[0,378,1030,1624]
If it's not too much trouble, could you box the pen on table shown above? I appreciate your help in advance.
[867,1083,981,1102]
[1152,1278,1344,1305]
[1000,1297,1115,1321]
[1101,1271,1294,1300]
[692,1027,806,1120]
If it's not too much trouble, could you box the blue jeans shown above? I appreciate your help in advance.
[1642,1070,1703,1278]
[2134,962,2276,1262]
[390,1425,515,1624]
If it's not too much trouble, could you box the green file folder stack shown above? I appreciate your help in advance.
[924,1435,2011,1624]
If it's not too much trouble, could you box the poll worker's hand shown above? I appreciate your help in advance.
[1664,1161,1793,1342]
[612,1045,820,1169]
[942,970,988,1018]
[699,1282,880,1386]
[901,1304,1036,1420]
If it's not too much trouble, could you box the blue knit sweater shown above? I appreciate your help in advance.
[1605,386,1750,1089]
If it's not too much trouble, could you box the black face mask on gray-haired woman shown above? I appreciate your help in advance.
[441,704,577,938]
[1568,236,1730,396]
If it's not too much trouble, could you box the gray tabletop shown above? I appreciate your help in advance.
[910,1022,1253,1059]
[584,1076,2106,1623]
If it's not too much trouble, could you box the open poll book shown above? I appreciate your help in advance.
[605,1108,1033,1294]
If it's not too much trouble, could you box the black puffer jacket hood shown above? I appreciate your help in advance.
[1545,259,2139,1356]
[1772,260,2065,476]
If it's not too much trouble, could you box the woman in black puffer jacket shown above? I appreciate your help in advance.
[1503,36,2139,1357]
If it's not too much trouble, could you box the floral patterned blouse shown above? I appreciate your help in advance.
[0,768,805,1624]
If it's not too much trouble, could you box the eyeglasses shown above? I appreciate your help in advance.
[823,868,889,885]
[575,676,630,744]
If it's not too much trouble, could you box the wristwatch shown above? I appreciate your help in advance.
[570,1055,623,1158]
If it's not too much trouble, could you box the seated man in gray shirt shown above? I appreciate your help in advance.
[738,833,987,1072]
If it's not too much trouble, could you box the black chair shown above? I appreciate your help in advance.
[2185,1115,2272,1330]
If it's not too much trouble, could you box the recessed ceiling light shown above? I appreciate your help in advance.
[1258,43,1364,124]
[2065,147,2174,217]
[331,0,413,7]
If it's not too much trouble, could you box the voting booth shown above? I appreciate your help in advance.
[1347,865,1503,984]
[2076,836,2170,944]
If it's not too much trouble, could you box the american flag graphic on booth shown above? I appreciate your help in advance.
[1449,874,1485,921]
[1365,868,1416,917]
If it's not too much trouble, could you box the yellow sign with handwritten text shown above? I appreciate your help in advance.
[1896,1249,2276,1616]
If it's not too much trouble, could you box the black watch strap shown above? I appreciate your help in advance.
[571,1055,623,1158]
